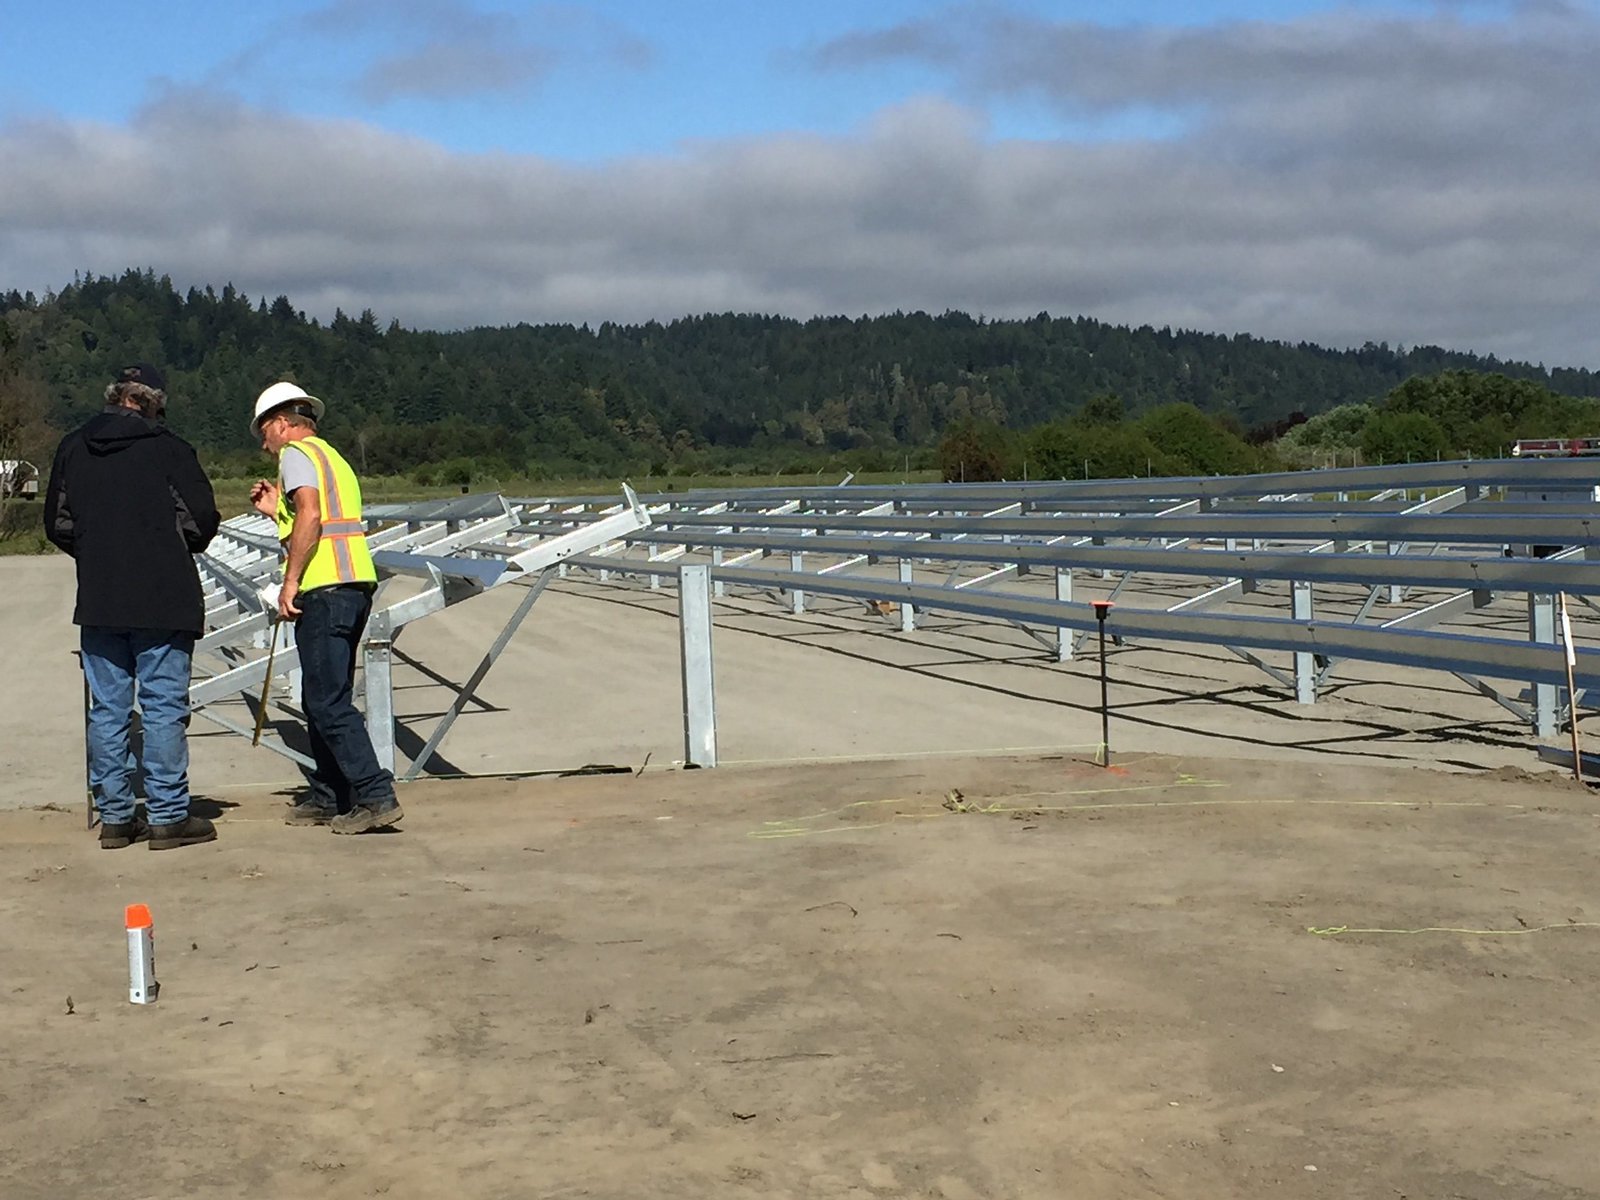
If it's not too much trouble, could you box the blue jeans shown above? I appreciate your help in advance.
[297,584,395,812]
[80,627,196,826]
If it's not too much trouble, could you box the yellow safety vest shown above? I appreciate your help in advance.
[275,436,377,591]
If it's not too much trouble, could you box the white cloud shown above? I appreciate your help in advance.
[2,5,1598,368]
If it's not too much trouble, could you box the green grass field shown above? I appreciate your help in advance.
[0,501,48,555]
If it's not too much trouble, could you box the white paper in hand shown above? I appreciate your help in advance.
[257,581,282,615]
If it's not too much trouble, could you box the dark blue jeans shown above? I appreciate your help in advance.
[296,584,395,812]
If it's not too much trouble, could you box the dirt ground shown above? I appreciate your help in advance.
[3,751,1599,1199]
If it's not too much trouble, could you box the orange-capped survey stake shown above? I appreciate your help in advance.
[126,904,159,1005]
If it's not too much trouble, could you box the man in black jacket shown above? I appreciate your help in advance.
[45,363,222,850]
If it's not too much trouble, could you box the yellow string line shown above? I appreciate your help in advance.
[750,798,955,840]
[1309,923,1600,938]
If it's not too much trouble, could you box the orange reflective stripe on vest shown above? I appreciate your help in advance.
[294,438,358,582]
[275,436,377,590]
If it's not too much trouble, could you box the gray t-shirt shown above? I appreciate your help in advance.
[280,445,319,497]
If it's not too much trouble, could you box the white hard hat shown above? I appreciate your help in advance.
[250,381,326,437]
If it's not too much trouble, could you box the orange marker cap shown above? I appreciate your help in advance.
[125,903,153,930]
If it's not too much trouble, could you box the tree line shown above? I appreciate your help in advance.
[2,268,1599,488]
[942,370,1600,483]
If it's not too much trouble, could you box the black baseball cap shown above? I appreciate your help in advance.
[118,362,167,392]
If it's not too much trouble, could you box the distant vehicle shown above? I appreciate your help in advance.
[0,460,39,500]
[1510,437,1600,457]
[1503,439,1599,558]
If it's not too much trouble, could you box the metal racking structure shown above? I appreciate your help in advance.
[189,457,1600,779]
[190,488,650,778]
[553,458,1600,768]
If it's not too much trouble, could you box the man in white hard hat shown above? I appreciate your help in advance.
[249,382,402,834]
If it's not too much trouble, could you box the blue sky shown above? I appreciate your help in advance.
[4,1,1599,366]
[4,1,1522,156]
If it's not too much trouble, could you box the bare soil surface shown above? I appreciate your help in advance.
[4,752,1599,1199]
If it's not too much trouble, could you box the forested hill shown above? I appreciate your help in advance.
[3,270,1597,475]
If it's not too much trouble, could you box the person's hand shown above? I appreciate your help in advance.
[250,479,280,518]
[278,577,303,621]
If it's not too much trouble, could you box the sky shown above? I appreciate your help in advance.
[3,0,1599,368]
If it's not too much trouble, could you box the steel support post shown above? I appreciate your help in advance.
[1292,580,1316,704]
[712,547,725,598]
[899,560,916,632]
[680,564,718,767]
[363,609,397,774]
[1055,567,1074,662]
[1379,543,1402,604]
[790,551,805,614]
[1530,592,1558,738]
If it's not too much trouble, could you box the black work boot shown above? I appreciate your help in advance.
[148,814,218,851]
[330,800,404,835]
[99,815,148,849]
[285,801,337,826]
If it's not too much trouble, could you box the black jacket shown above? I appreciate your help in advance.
[45,406,221,634]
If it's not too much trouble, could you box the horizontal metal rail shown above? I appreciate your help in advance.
[633,509,1600,547]
[618,528,1600,596]
[565,554,1596,691]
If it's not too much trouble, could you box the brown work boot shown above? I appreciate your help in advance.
[330,800,403,835]
[99,815,149,849]
[285,801,337,826]
[148,814,218,851]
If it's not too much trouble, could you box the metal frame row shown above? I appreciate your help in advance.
[538,459,1600,766]
[187,457,1599,779]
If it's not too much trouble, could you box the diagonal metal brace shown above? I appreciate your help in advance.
[399,568,557,780]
